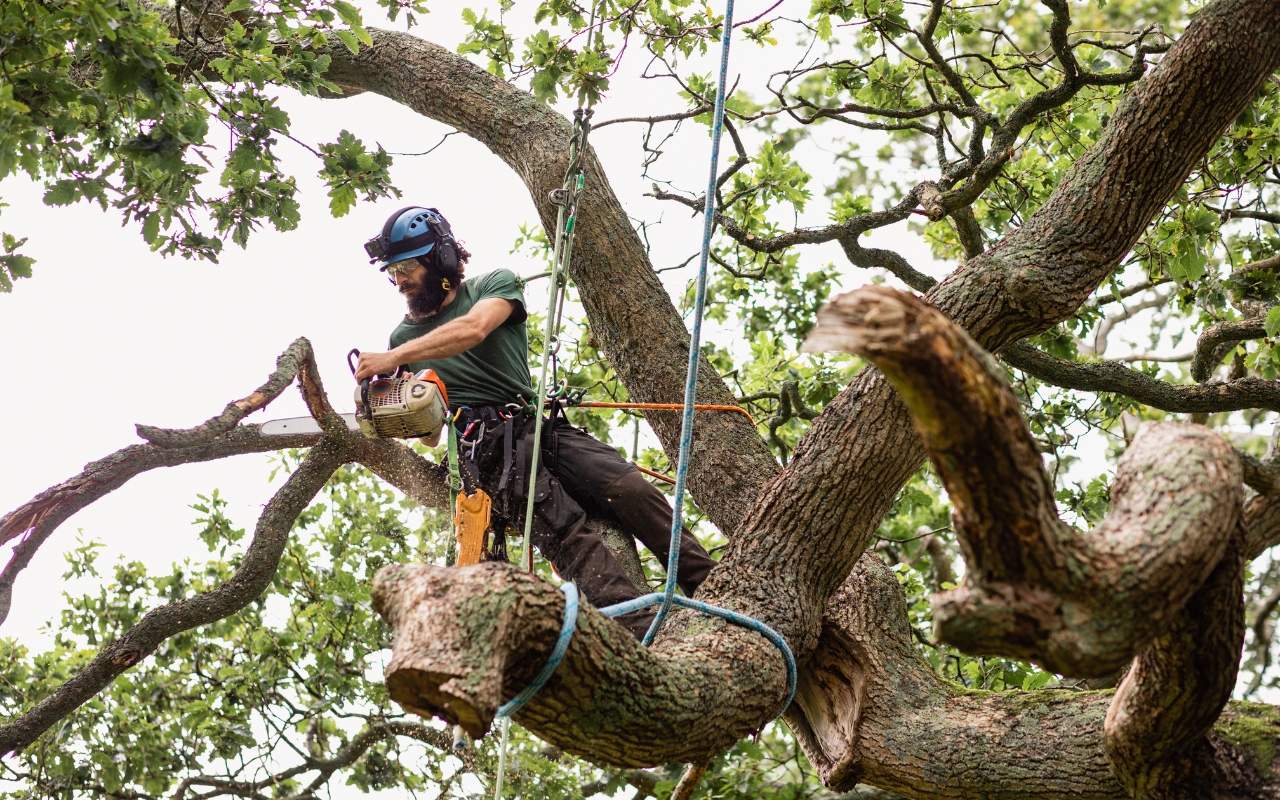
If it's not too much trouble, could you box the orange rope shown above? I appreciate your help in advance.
[634,464,676,485]
[571,401,755,426]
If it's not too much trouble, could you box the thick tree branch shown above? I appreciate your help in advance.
[1105,528,1247,798]
[837,237,938,294]
[1245,493,1280,560]
[0,438,347,757]
[371,563,789,765]
[1001,340,1280,414]
[1225,208,1280,225]
[806,286,1243,677]
[787,553,1278,797]
[1191,319,1266,382]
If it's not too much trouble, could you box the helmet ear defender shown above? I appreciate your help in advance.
[423,207,461,272]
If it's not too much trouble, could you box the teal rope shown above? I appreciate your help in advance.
[600,0,796,718]
[601,592,796,709]
[497,582,580,718]
[642,0,737,647]
[499,0,793,737]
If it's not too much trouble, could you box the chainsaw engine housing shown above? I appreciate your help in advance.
[354,372,449,439]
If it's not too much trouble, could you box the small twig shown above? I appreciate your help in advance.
[878,525,952,543]
[388,130,459,156]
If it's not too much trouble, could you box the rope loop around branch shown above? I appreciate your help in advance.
[496,582,580,719]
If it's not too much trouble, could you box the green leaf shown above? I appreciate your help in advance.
[223,0,254,12]
[43,181,80,206]
[331,0,363,26]
[1265,307,1280,339]
[816,13,832,40]
[334,29,359,54]
[1021,670,1052,691]
[142,212,160,244]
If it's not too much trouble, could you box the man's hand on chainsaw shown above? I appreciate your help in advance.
[354,350,400,381]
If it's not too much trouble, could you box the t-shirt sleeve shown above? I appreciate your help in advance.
[474,268,528,325]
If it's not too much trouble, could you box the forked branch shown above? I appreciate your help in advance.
[805,287,1242,677]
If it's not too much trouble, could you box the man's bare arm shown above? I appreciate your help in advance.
[355,297,519,380]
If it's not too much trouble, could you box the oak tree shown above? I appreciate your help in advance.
[5,0,1280,797]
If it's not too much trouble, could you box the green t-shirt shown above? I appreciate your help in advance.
[389,269,535,410]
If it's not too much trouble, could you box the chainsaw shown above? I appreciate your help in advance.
[260,349,450,440]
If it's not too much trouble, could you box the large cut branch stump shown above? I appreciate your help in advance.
[371,563,790,766]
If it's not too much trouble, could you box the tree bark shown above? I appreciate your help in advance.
[371,562,788,765]
[806,286,1243,678]
[786,553,1280,799]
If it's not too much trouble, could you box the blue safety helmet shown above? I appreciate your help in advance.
[363,206,460,271]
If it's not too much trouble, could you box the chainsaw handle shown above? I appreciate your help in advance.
[348,349,375,421]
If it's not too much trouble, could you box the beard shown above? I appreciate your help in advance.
[402,274,448,319]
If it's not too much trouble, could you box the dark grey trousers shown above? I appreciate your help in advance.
[466,413,716,639]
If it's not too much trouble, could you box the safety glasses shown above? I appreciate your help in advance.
[384,258,420,284]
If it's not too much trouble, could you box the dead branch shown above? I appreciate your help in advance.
[135,337,340,448]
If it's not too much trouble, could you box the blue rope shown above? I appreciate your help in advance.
[496,582,580,719]
[605,0,796,717]
[494,0,795,728]
[601,593,797,710]
[643,0,737,647]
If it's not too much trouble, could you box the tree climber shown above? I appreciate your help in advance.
[353,206,717,639]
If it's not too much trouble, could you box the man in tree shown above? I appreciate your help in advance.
[352,205,715,638]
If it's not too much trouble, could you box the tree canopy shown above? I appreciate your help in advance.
[5,0,1280,797]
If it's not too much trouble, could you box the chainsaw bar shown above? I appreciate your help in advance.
[259,414,361,436]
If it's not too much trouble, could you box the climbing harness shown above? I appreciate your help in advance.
[486,3,798,794]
